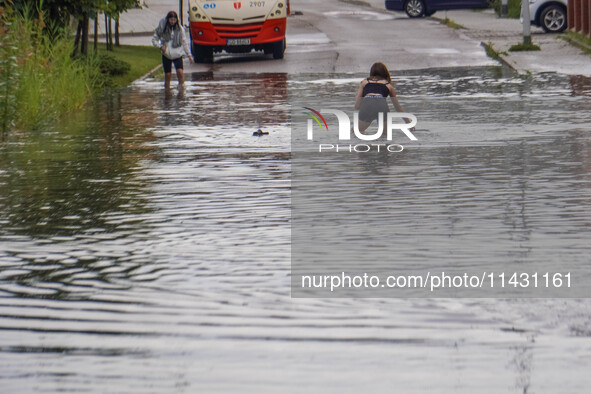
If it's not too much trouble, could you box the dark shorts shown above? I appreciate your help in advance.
[162,55,183,73]
[358,96,389,123]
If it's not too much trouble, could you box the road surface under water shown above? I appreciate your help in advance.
[0,67,591,393]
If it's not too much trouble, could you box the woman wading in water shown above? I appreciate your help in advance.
[152,11,193,89]
[355,62,414,132]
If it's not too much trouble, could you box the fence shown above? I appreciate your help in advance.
[568,0,591,38]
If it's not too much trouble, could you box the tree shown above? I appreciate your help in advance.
[105,0,141,48]
[7,0,141,55]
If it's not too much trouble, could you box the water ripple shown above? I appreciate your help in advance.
[1,69,591,392]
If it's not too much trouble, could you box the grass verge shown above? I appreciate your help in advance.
[482,41,507,60]
[0,4,160,134]
[440,17,465,29]
[95,43,161,88]
[489,0,521,18]
[1,5,103,132]
[509,42,541,51]
[560,31,591,55]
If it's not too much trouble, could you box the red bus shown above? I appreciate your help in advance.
[188,0,289,63]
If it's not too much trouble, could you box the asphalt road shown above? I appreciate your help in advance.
[184,0,496,74]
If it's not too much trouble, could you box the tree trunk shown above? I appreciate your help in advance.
[115,16,120,47]
[73,19,82,56]
[108,17,113,50]
[81,14,89,56]
[104,13,110,51]
[94,13,98,52]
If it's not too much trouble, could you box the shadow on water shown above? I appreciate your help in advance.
[0,92,159,299]
[0,93,159,239]
[0,72,292,302]
[570,74,591,97]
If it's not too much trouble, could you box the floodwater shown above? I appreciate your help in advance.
[290,70,591,298]
[1,68,591,393]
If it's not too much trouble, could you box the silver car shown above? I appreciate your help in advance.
[528,0,568,33]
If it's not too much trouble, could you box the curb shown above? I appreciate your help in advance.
[559,34,591,54]
[433,15,516,71]
[496,53,518,72]
[338,0,373,8]
[480,41,517,71]
[429,15,467,29]
[133,63,163,84]
[91,32,156,39]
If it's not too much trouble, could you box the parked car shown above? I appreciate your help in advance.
[385,0,489,18]
[528,0,568,33]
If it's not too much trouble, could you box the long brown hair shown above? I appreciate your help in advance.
[165,10,180,31]
[369,62,391,83]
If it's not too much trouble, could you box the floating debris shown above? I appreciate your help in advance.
[253,129,270,136]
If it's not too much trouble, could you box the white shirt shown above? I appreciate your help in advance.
[152,25,191,60]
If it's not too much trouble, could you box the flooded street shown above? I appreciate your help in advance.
[1,67,591,393]
[291,68,591,298]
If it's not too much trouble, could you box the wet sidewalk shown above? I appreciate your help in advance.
[106,0,590,76]
[95,0,179,46]
[434,9,590,76]
[361,0,590,76]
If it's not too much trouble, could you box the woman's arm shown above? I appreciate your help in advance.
[152,29,162,49]
[389,84,415,130]
[387,84,403,111]
[181,26,193,63]
[152,30,167,55]
[354,80,366,110]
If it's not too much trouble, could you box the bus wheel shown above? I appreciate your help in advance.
[192,43,213,63]
[272,39,285,60]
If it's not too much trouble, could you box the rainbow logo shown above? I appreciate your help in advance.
[304,107,328,131]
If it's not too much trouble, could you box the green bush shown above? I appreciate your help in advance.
[98,53,131,76]
[0,3,103,131]
[489,0,522,19]
[509,42,541,51]
[0,12,20,134]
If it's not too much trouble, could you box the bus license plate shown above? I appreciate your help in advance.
[227,38,251,46]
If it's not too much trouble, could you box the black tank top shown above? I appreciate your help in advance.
[362,79,390,98]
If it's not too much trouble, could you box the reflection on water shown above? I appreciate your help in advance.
[0,69,591,392]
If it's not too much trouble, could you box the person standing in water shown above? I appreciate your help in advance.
[152,11,193,89]
[355,62,414,132]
